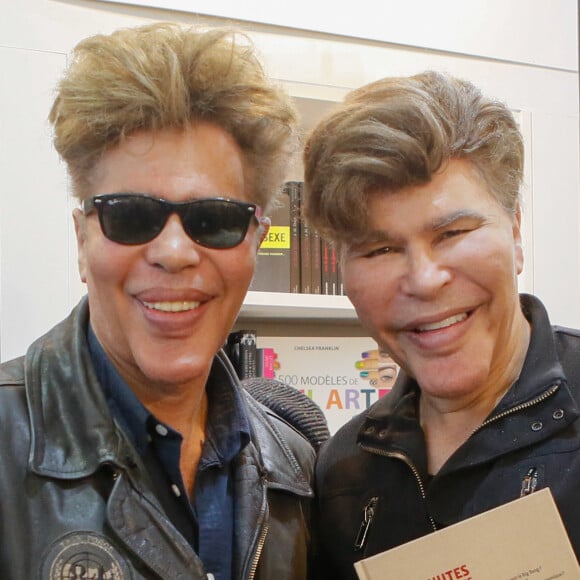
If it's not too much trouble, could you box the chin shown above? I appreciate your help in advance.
[140,359,211,388]
[421,374,486,400]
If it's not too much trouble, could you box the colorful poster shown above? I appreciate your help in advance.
[257,336,400,434]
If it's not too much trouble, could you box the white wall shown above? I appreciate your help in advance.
[0,0,578,361]
[93,0,578,70]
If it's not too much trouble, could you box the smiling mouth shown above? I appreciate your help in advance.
[142,300,200,312]
[415,312,469,333]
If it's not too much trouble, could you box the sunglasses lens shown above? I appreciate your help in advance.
[92,195,255,248]
[99,196,164,245]
[183,199,253,248]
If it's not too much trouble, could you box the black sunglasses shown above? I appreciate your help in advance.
[83,193,261,249]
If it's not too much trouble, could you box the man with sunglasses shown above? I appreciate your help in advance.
[0,22,314,579]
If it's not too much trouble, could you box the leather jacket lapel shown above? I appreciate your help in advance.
[106,473,205,579]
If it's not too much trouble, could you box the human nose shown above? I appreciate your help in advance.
[400,246,451,298]
[144,214,202,272]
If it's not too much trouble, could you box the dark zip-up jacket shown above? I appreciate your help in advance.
[312,294,580,579]
[0,298,315,579]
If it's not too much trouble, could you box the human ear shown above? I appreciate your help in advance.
[73,208,88,283]
[513,203,524,275]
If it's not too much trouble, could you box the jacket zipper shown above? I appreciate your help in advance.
[355,383,560,551]
[354,496,379,551]
[520,467,538,497]
[472,384,557,501]
[356,446,437,552]
[248,523,269,580]
[471,383,559,436]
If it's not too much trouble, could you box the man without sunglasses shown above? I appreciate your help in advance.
[0,22,314,579]
[303,71,580,578]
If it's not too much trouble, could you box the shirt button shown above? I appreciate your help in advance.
[155,424,169,436]
[171,484,181,498]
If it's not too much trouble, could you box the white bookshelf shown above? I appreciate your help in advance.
[240,291,357,321]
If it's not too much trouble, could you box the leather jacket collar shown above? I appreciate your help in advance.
[25,298,124,478]
[25,297,313,498]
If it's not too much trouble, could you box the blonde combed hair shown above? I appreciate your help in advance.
[49,22,299,210]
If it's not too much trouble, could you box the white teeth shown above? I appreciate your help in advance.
[417,312,468,332]
[143,300,200,312]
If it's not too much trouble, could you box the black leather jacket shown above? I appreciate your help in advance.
[0,298,314,579]
[313,294,580,579]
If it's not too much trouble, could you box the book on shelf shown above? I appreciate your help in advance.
[321,238,332,295]
[336,251,344,296]
[250,184,291,292]
[299,190,312,294]
[310,227,322,295]
[289,181,302,293]
[256,347,277,379]
[225,330,258,380]
[249,179,345,296]
[330,243,339,295]
[354,488,580,580]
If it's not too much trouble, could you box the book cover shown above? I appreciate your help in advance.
[288,181,302,294]
[354,488,580,580]
[249,185,291,292]
[226,330,258,380]
[257,336,399,434]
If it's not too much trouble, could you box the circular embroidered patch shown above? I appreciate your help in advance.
[40,531,133,580]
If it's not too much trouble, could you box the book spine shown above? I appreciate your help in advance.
[299,183,312,294]
[257,347,276,379]
[239,331,257,379]
[310,228,322,295]
[336,254,344,296]
[227,330,257,379]
[288,181,302,294]
[330,244,339,295]
[321,238,331,295]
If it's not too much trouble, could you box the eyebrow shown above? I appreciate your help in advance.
[430,209,487,231]
[348,208,489,254]
[361,210,486,242]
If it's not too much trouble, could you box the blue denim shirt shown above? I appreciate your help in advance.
[88,326,250,580]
